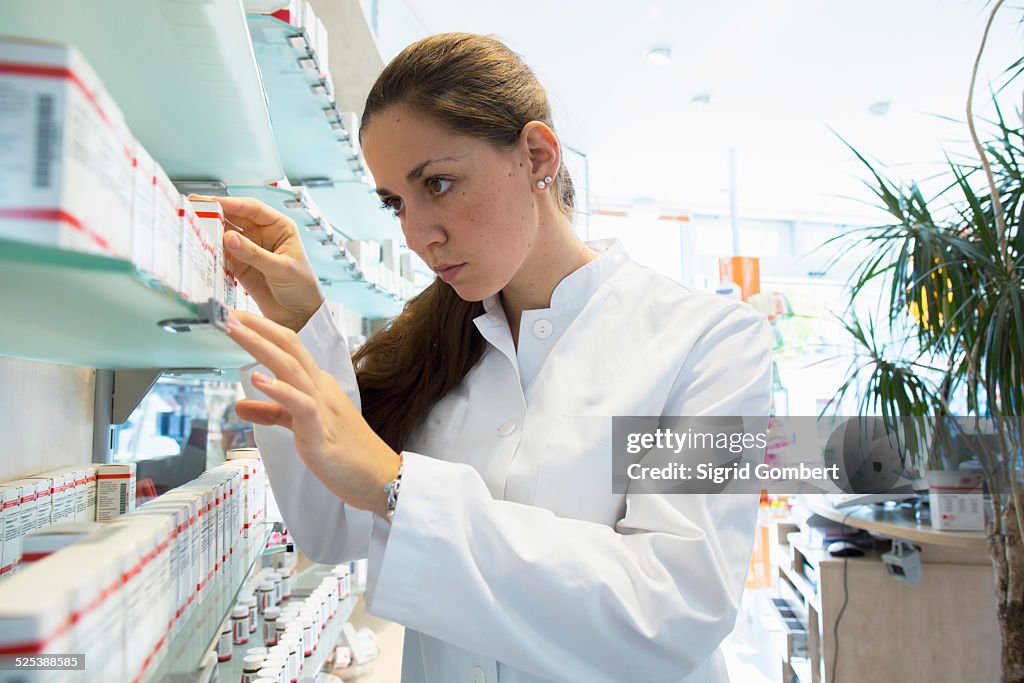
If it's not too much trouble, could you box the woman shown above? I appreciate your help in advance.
[215,33,772,683]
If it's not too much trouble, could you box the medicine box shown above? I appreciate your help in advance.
[178,196,209,303]
[19,521,100,568]
[927,471,985,531]
[190,199,226,304]
[68,466,89,522]
[95,463,136,522]
[6,479,41,547]
[130,140,157,274]
[43,470,75,525]
[23,479,52,532]
[84,465,98,523]
[152,164,182,293]
[0,37,133,259]
[0,486,21,577]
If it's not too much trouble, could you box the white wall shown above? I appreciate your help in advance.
[0,357,95,481]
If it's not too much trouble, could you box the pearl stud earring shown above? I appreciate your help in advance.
[536,176,553,190]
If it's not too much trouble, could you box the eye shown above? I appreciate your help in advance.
[379,196,404,216]
[426,177,454,196]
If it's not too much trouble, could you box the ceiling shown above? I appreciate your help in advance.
[370,0,1022,222]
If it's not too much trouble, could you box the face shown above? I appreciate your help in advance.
[361,105,539,302]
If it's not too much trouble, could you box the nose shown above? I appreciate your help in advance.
[400,204,446,255]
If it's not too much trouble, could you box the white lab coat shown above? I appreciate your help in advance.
[242,239,773,683]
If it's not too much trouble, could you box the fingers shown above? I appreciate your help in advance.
[235,398,293,429]
[251,371,319,428]
[233,310,321,379]
[228,315,317,394]
[190,194,288,226]
[223,230,292,275]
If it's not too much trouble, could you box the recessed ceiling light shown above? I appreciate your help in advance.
[868,100,891,116]
[691,93,712,105]
[646,47,672,66]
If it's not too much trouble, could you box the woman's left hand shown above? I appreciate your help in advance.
[227,310,401,517]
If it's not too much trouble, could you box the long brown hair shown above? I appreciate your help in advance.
[353,33,575,452]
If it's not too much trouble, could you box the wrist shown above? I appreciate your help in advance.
[284,298,325,332]
[362,449,403,520]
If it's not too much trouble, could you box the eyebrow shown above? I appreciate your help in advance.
[375,156,460,197]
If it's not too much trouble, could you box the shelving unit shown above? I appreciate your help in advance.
[305,183,400,242]
[0,240,251,370]
[0,3,401,680]
[153,522,274,682]
[1,0,283,185]
[246,15,360,184]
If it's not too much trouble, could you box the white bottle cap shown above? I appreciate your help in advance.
[242,654,265,670]
[262,656,286,671]
[232,605,249,619]
[260,580,274,590]
[245,647,269,657]
[264,606,281,619]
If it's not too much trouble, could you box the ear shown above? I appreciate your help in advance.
[520,121,561,188]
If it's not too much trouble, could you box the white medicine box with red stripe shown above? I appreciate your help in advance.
[0,37,133,259]
[0,35,251,312]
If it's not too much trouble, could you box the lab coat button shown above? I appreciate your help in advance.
[468,667,486,683]
[532,319,553,339]
[497,420,517,437]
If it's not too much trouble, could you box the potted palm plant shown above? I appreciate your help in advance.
[827,1,1023,678]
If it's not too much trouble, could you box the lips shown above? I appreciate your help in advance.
[433,263,466,282]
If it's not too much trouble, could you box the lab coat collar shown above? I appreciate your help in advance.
[473,238,627,332]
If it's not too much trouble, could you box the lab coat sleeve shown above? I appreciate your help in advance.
[239,301,373,564]
[364,306,773,682]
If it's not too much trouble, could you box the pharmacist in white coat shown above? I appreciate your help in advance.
[215,33,772,683]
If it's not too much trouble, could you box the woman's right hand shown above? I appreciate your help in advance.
[190,194,325,332]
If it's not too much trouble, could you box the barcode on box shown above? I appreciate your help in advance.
[118,482,127,514]
[34,93,56,188]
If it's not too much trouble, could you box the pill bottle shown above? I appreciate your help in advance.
[217,618,233,662]
[232,605,251,645]
[263,607,281,647]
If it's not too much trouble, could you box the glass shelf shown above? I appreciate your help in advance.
[306,183,402,243]
[1,0,283,185]
[0,240,252,370]
[227,185,318,229]
[151,522,274,682]
[216,589,356,683]
[227,186,406,320]
[322,280,404,319]
[227,185,358,279]
[247,15,358,184]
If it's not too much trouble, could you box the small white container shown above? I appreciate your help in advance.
[240,594,258,634]
[232,605,250,645]
[242,654,266,682]
[258,580,275,613]
[217,618,233,662]
[263,607,281,647]
[277,568,293,600]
